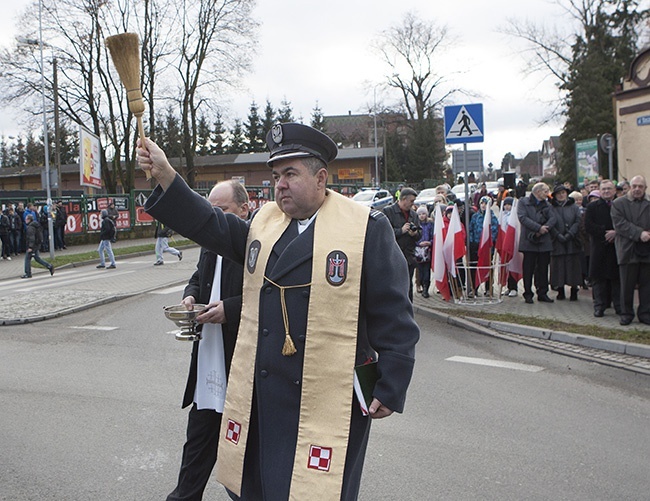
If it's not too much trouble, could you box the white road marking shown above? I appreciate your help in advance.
[15,270,135,292]
[446,356,545,372]
[149,284,187,295]
[69,325,119,331]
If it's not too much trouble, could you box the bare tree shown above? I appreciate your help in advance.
[373,11,459,122]
[372,11,458,182]
[172,0,258,187]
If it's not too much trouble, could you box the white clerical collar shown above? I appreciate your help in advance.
[296,211,319,234]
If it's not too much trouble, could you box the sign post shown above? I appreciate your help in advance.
[444,103,484,297]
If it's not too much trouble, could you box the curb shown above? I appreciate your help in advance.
[413,304,650,376]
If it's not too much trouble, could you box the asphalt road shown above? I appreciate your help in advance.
[1,284,649,500]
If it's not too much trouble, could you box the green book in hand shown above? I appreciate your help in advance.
[353,361,378,416]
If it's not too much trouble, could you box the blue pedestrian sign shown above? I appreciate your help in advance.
[444,104,484,144]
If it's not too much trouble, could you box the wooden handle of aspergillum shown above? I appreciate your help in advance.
[136,114,151,180]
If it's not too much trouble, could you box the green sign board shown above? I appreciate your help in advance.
[575,138,599,186]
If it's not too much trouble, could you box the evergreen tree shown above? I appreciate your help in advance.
[310,102,326,131]
[262,99,276,138]
[557,0,648,183]
[196,114,212,156]
[384,128,407,182]
[25,132,43,167]
[404,115,446,183]
[244,100,265,152]
[227,119,246,154]
[58,121,79,165]
[0,136,9,168]
[277,98,294,123]
[157,105,183,160]
[12,136,25,168]
[211,113,226,155]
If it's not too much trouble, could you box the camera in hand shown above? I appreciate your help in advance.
[409,223,417,231]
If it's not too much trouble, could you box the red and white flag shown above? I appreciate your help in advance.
[443,205,466,278]
[504,199,523,281]
[432,204,451,301]
[475,200,493,285]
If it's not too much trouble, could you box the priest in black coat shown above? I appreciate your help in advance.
[139,123,419,501]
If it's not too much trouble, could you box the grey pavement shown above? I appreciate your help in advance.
[0,238,648,373]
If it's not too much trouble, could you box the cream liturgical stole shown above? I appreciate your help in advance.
[215,189,369,500]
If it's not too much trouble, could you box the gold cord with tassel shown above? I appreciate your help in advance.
[264,277,311,356]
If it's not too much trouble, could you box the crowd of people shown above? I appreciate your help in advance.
[0,201,68,259]
[384,175,650,327]
[0,201,68,278]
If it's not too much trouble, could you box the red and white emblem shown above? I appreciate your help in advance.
[307,445,332,472]
[226,419,241,445]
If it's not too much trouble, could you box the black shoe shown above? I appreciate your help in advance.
[422,290,429,298]
[178,251,183,261]
[96,264,105,269]
[619,317,633,326]
[153,261,164,266]
[524,297,534,304]
[556,289,565,300]
[107,264,116,269]
[594,310,604,318]
[49,266,54,276]
[538,295,554,303]
[569,288,578,301]
[21,274,32,279]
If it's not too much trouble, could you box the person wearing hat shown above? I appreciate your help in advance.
[517,182,557,303]
[414,205,433,297]
[137,123,419,500]
[549,184,582,301]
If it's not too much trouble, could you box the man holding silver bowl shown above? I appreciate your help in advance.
[166,180,250,501]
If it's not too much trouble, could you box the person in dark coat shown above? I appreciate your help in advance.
[54,201,67,250]
[167,180,249,501]
[21,213,54,278]
[138,123,419,501]
[611,175,650,326]
[549,185,582,301]
[383,187,421,301]
[517,182,557,303]
[584,180,620,317]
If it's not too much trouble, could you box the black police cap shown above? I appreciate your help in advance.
[266,123,338,166]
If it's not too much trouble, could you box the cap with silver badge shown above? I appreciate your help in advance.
[266,123,338,166]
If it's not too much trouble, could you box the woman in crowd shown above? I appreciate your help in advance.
[549,185,583,300]
[414,206,433,297]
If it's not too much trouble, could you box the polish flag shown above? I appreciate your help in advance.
[443,205,466,278]
[504,199,523,282]
[496,200,509,284]
[432,204,451,301]
[496,200,508,257]
[475,200,493,285]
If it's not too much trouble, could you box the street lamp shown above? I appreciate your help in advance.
[373,88,379,187]
[18,0,55,259]
[37,1,55,259]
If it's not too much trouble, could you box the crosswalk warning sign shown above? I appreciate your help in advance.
[444,104,484,144]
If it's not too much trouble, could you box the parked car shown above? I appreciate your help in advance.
[351,188,393,210]
[414,188,444,213]
[450,183,477,202]
[485,181,501,196]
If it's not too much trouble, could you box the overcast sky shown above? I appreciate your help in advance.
[0,0,574,167]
